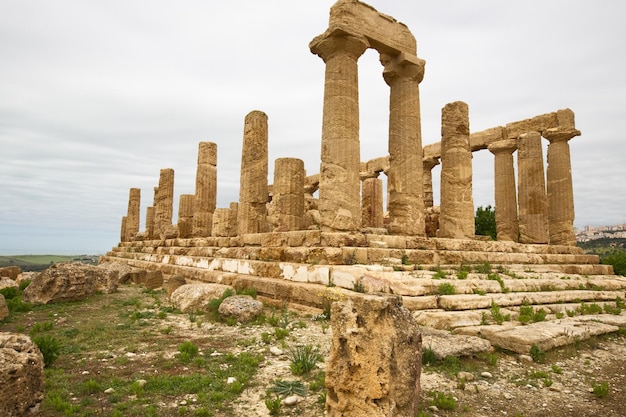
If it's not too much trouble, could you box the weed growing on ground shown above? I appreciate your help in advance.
[271,379,307,397]
[456,265,470,279]
[518,301,547,324]
[32,334,61,367]
[529,344,546,363]
[475,262,492,274]
[490,302,510,325]
[487,273,510,293]
[437,282,456,295]
[265,396,282,416]
[592,382,610,398]
[430,391,457,410]
[288,344,323,375]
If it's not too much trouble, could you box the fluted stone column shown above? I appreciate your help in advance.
[121,187,141,242]
[488,139,519,242]
[543,127,580,246]
[193,142,217,237]
[422,157,439,208]
[310,31,368,232]
[517,132,549,244]
[438,101,474,239]
[177,194,195,238]
[154,168,174,238]
[273,158,305,231]
[212,208,230,237]
[145,186,158,239]
[238,111,269,235]
[381,53,426,236]
[361,177,384,228]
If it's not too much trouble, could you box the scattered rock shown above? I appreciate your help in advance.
[481,371,493,379]
[422,327,492,359]
[98,261,133,283]
[227,377,237,384]
[144,271,163,289]
[270,346,283,356]
[166,275,186,296]
[457,371,475,381]
[135,379,147,387]
[16,272,37,287]
[0,266,21,280]
[0,332,45,417]
[104,388,115,394]
[282,395,299,406]
[23,262,119,304]
[0,295,8,321]
[128,269,147,285]
[170,283,234,313]
[218,295,263,323]
[0,277,18,291]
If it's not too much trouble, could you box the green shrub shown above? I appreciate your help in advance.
[529,344,546,363]
[288,345,323,375]
[592,382,609,398]
[0,286,19,299]
[32,334,61,367]
[431,391,457,410]
[437,283,455,295]
[475,262,492,274]
[601,251,626,276]
[490,302,510,325]
[177,341,199,363]
[422,345,437,366]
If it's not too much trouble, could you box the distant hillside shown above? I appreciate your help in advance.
[0,255,98,272]
[578,238,626,255]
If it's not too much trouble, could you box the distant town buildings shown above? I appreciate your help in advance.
[575,223,626,242]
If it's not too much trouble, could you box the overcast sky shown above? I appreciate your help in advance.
[1,0,625,255]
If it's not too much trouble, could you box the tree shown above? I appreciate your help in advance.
[601,251,626,276]
[475,205,496,240]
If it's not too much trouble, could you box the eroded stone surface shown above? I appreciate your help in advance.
[0,332,45,417]
[218,295,263,323]
[170,283,234,313]
[325,294,421,417]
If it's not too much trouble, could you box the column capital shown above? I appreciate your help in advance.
[310,27,369,63]
[381,51,425,85]
[542,127,581,143]
[422,156,440,170]
[488,138,517,155]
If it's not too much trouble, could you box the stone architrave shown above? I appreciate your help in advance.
[488,139,519,242]
[325,294,421,417]
[422,156,439,208]
[517,132,549,244]
[438,101,475,239]
[361,177,384,228]
[238,111,269,235]
[272,158,305,231]
[193,141,217,237]
[381,52,426,236]
[177,194,195,238]
[310,31,368,232]
[543,127,580,246]
[126,188,141,241]
[154,168,174,239]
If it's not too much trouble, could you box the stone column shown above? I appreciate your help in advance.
[361,177,384,228]
[211,208,230,237]
[193,142,217,237]
[145,186,158,239]
[124,188,141,241]
[120,216,128,242]
[310,30,368,232]
[517,132,549,244]
[228,202,239,237]
[543,127,580,246]
[488,139,519,242]
[422,156,439,208]
[273,158,305,231]
[154,168,174,239]
[437,101,474,239]
[238,111,269,235]
[177,194,195,238]
[381,52,426,236]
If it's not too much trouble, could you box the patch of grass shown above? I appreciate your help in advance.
[487,273,510,293]
[475,262,492,274]
[456,265,470,280]
[518,301,547,324]
[580,302,603,315]
[32,334,61,367]
[437,282,456,295]
[490,302,510,325]
[288,344,323,375]
[265,396,282,416]
[430,391,457,410]
[30,320,55,335]
[529,344,546,363]
[177,341,199,363]
[432,268,447,279]
[592,382,609,398]
[353,278,366,293]
[422,345,437,366]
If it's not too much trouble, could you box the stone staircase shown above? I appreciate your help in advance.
[101,231,626,354]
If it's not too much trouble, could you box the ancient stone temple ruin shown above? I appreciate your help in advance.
[102,0,626,380]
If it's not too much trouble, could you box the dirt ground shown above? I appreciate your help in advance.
[2,284,625,417]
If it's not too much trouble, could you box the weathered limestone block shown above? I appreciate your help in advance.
[0,277,18,291]
[23,263,119,304]
[145,205,155,239]
[218,295,263,323]
[325,294,421,417]
[438,101,474,239]
[0,333,45,417]
[98,261,133,283]
[177,194,195,238]
[124,188,141,241]
[154,168,175,239]
[517,132,549,244]
[193,141,217,237]
[382,52,426,236]
[238,111,269,235]
[144,270,163,290]
[310,31,368,232]
[0,265,21,280]
[421,327,492,359]
[166,275,186,297]
[170,283,234,313]
[272,158,305,231]
[0,294,8,320]
[488,139,519,242]
[361,177,384,228]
